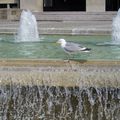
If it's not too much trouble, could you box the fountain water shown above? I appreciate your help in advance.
[1,85,120,120]
[15,10,39,42]
[97,9,120,46]
[0,63,120,120]
[112,8,120,44]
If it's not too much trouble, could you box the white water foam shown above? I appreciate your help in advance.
[15,10,39,42]
[112,8,120,45]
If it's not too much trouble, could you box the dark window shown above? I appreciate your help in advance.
[0,4,7,8]
[106,0,120,11]
[10,4,18,8]
[44,0,86,11]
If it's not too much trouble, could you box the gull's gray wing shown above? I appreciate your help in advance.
[64,42,86,52]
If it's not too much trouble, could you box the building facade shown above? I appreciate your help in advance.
[0,0,120,12]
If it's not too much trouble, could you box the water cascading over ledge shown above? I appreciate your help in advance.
[0,60,120,120]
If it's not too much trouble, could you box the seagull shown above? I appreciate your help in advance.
[57,39,91,55]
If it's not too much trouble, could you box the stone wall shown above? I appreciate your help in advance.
[20,0,43,12]
[0,0,106,12]
[0,9,21,20]
[20,0,105,12]
[0,0,108,20]
[86,0,105,12]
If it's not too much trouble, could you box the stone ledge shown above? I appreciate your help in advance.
[0,59,119,66]
[0,59,119,87]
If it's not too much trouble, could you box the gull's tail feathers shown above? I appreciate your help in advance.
[81,48,91,52]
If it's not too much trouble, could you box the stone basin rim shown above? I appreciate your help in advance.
[0,59,119,66]
[0,59,119,87]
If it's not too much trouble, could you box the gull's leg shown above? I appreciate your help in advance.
[69,53,75,60]
[68,53,74,60]
[64,53,71,61]
[72,54,75,59]
[66,53,71,61]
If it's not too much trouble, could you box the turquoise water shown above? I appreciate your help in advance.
[0,34,120,60]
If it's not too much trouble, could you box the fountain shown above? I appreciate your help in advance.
[97,9,120,46]
[15,10,39,42]
[112,8,120,44]
[0,60,120,120]
[0,8,120,120]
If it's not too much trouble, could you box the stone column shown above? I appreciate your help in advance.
[86,0,105,12]
[20,0,43,12]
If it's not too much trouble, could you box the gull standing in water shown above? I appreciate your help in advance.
[57,38,91,59]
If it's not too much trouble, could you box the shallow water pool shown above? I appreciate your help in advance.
[0,34,119,60]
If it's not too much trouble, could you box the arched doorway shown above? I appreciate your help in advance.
[44,0,86,11]
[106,0,120,11]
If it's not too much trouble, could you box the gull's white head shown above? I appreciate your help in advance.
[57,39,66,47]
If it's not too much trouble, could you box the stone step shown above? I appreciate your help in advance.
[33,12,116,21]
[0,27,111,35]
[3,11,116,21]
[0,20,112,26]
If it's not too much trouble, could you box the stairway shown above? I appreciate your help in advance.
[0,12,117,35]
[33,12,117,35]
